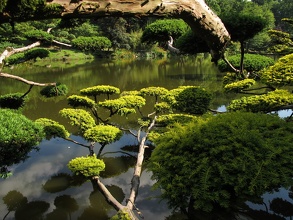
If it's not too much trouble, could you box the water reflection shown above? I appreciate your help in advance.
[1,57,292,219]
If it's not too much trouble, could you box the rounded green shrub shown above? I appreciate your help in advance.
[25,48,50,60]
[0,93,27,109]
[141,19,188,44]
[67,156,105,177]
[218,54,275,72]
[0,109,44,148]
[40,83,68,97]
[163,86,212,115]
[24,30,54,42]
[72,36,112,51]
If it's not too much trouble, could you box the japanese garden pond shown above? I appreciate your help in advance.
[0,55,292,220]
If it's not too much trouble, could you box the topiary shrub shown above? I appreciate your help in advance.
[35,118,70,139]
[6,53,26,65]
[259,53,293,87]
[218,54,275,72]
[25,48,50,60]
[162,86,212,115]
[67,156,105,177]
[0,109,44,148]
[72,36,112,51]
[0,93,27,109]
[40,83,68,97]
[24,30,54,42]
[141,19,188,44]
[227,89,293,112]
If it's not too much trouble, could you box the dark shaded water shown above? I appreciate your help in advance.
[0,56,292,220]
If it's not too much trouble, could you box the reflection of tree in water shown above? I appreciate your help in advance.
[270,198,293,219]
[15,201,50,220]
[2,190,27,220]
[46,195,78,220]
[78,184,125,220]
[100,156,137,178]
[43,173,73,193]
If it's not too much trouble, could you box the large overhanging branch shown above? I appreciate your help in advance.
[0,0,230,61]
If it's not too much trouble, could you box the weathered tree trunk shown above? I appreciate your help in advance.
[0,0,230,61]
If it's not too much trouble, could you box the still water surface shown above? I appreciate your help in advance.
[0,56,292,219]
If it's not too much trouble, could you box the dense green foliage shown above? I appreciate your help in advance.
[24,30,53,42]
[83,125,122,145]
[228,89,293,112]
[217,54,275,72]
[162,86,212,115]
[0,93,27,109]
[267,29,293,54]
[59,108,95,133]
[67,95,96,109]
[139,87,168,99]
[0,109,44,148]
[110,209,131,220]
[224,79,256,93]
[175,30,209,54]
[259,53,293,87]
[0,109,44,178]
[67,156,105,177]
[80,85,120,100]
[2,0,46,19]
[149,112,293,212]
[40,83,68,97]
[72,36,112,51]
[35,118,70,139]
[141,19,189,44]
[6,48,50,65]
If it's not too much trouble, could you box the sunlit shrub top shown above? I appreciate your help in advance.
[68,156,105,177]
[84,124,122,144]
[259,53,293,87]
[228,89,293,112]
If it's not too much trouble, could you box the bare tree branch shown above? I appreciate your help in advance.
[0,72,56,87]
[126,116,157,210]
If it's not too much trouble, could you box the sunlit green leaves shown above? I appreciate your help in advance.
[35,118,70,139]
[67,156,105,177]
[224,79,256,93]
[139,87,168,98]
[59,108,95,133]
[259,53,293,87]
[0,109,44,148]
[228,89,293,112]
[162,86,211,115]
[83,125,122,145]
[80,85,120,98]
[99,95,146,112]
[67,95,96,109]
